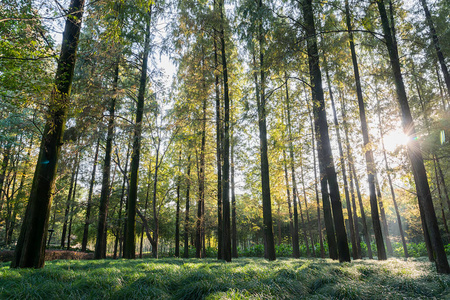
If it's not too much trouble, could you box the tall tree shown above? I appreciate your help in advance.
[256,0,276,261]
[196,50,208,259]
[123,6,152,259]
[301,0,350,262]
[376,0,449,273]
[344,0,386,260]
[324,61,360,259]
[219,0,232,262]
[213,0,223,259]
[231,126,238,258]
[11,0,86,268]
[94,61,119,259]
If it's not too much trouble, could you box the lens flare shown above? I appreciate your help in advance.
[383,129,410,152]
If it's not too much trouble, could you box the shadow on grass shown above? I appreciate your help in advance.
[1,257,450,299]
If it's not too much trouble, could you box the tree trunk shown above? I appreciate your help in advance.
[115,144,130,258]
[219,0,232,262]
[67,159,80,250]
[183,154,191,258]
[420,0,450,96]
[282,150,294,252]
[436,156,450,216]
[61,154,78,248]
[140,162,153,258]
[300,159,315,257]
[11,0,85,269]
[379,123,408,258]
[254,6,276,259]
[340,95,372,259]
[433,157,449,234]
[301,0,350,262]
[308,110,325,258]
[175,153,181,257]
[94,60,119,259]
[7,135,33,245]
[0,145,11,211]
[82,138,100,252]
[231,132,238,258]
[436,64,448,109]
[4,154,17,246]
[345,0,386,260]
[151,141,161,259]
[196,88,207,259]
[377,0,449,273]
[123,7,152,259]
[375,176,393,256]
[284,78,300,258]
[325,60,360,259]
[213,1,223,260]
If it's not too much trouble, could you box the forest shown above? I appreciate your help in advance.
[1,0,450,289]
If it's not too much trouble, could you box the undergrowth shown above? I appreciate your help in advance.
[1,257,449,299]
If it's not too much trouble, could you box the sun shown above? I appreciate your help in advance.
[383,128,410,152]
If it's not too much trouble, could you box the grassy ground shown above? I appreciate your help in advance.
[1,257,450,299]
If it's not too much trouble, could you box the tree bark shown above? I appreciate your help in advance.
[219,0,232,262]
[123,7,152,259]
[213,0,223,260]
[377,0,449,273]
[11,0,85,269]
[301,0,350,262]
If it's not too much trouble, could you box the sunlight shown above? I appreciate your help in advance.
[383,128,410,152]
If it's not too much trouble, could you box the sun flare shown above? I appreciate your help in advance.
[383,128,410,152]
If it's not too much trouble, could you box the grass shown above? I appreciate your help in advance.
[1,257,450,299]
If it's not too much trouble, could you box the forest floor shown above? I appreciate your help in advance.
[1,256,450,299]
